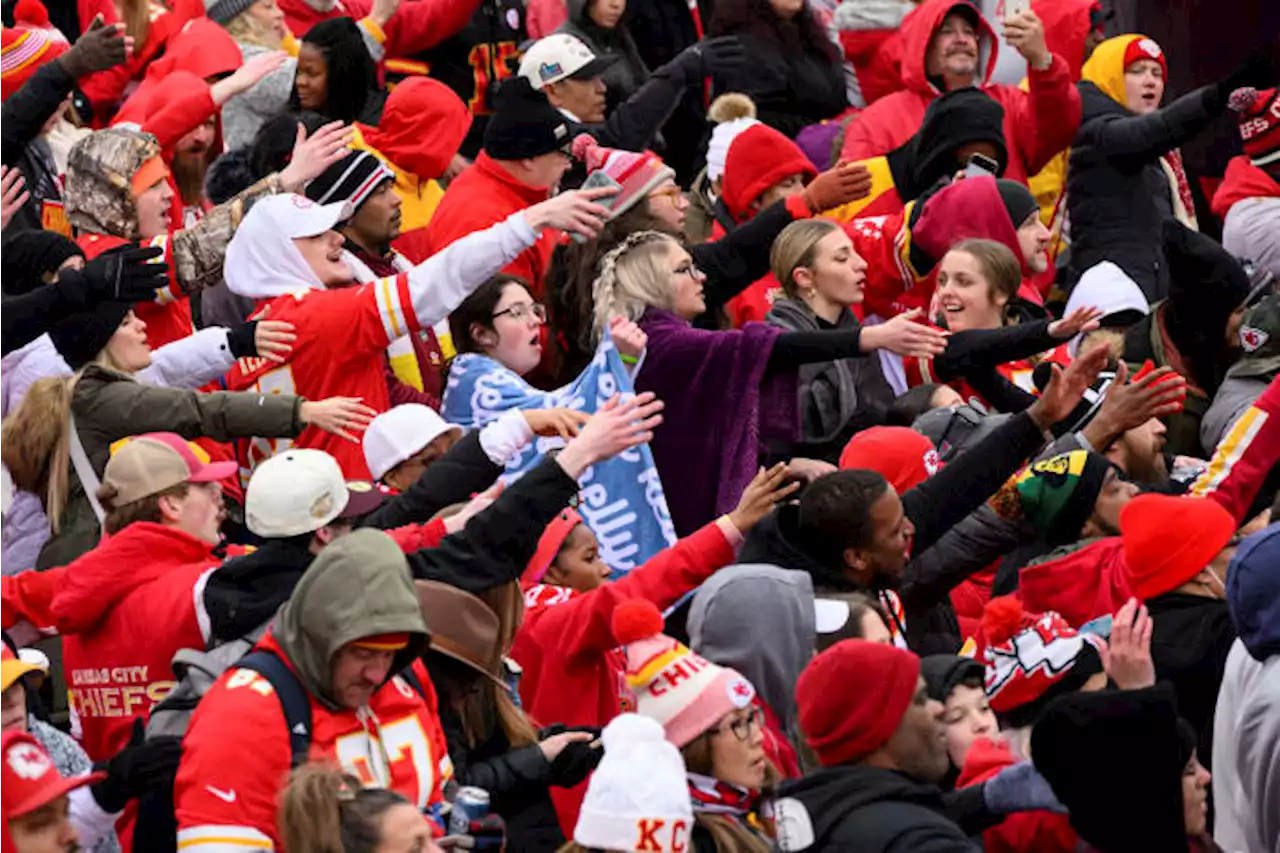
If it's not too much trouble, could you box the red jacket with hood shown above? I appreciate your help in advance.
[49,522,218,762]
[839,0,1081,185]
[423,153,556,296]
[1023,376,1280,627]
[1211,156,1280,220]
[957,737,1078,853]
[510,520,738,836]
[278,0,482,59]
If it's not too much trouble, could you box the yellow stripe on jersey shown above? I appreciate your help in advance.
[1190,406,1269,497]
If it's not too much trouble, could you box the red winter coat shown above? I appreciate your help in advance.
[957,737,1079,853]
[175,634,450,852]
[840,28,904,107]
[423,153,556,297]
[1211,156,1280,221]
[278,0,482,58]
[839,0,1081,186]
[51,523,218,762]
[510,520,738,836]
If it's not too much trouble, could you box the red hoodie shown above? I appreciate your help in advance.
[1210,156,1280,220]
[510,520,738,836]
[1033,0,1098,82]
[50,523,218,762]
[839,0,1081,185]
[279,0,482,59]
[957,737,1079,853]
[1019,538,1133,629]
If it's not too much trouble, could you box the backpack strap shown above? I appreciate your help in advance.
[238,651,313,768]
[67,414,106,524]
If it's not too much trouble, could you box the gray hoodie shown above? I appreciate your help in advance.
[688,564,816,734]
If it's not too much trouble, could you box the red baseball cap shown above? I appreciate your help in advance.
[103,433,239,506]
[1,731,103,819]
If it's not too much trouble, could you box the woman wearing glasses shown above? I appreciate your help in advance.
[613,598,777,853]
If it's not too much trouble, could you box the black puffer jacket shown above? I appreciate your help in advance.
[1065,81,1222,301]
[709,32,847,138]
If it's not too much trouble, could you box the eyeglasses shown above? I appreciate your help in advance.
[492,303,547,323]
[649,185,684,206]
[672,261,702,279]
[706,706,764,742]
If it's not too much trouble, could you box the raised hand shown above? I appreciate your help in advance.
[1028,343,1109,429]
[556,392,665,477]
[523,408,590,439]
[1003,9,1050,70]
[524,186,616,238]
[212,51,289,105]
[443,481,505,534]
[61,16,130,77]
[1086,361,1187,443]
[608,315,648,361]
[803,162,873,213]
[861,308,949,358]
[1100,598,1155,690]
[300,396,378,442]
[1048,305,1104,340]
[1,166,29,230]
[728,462,801,533]
[280,121,354,192]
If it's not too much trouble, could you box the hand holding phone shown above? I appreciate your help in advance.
[570,171,623,243]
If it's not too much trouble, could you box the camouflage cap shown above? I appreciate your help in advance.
[1228,293,1280,381]
[65,127,160,239]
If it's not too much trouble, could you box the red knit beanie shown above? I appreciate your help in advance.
[1120,494,1236,600]
[1121,36,1167,80]
[796,639,920,767]
[1229,87,1280,168]
[838,426,942,494]
[720,124,816,223]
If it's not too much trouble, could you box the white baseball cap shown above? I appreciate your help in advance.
[252,193,353,239]
[363,404,464,482]
[246,449,383,537]
[518,34,619,88]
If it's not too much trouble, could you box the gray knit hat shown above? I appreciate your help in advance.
[204,0,257,25]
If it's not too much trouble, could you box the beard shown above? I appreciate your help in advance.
[172,150,210,206]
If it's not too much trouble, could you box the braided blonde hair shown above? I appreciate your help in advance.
[590,230,682,345]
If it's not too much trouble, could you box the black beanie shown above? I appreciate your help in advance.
[1032,685,1196,852]
[909,89,1008,192]
[920,654,985,703]
[483,77,582,161]
[1,230,85,296]
[1163,218,1252,326]
[996,179,1038,229]
[48,300,133,371]
[304,150,394,209]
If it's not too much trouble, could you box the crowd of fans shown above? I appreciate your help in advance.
[0,0,1277,849]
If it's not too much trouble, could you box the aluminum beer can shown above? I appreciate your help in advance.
[448,786,490,836]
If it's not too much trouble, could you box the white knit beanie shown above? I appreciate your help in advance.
[707,117,760,184]
[574,714,694,853]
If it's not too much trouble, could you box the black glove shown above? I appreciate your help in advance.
[671,36,746,86]
[61,244,168,309]
[90,721,184,814]
[60,16,130,78]
[227,321,259,359]
[548,737,603,787]
[1217,45,1279,105]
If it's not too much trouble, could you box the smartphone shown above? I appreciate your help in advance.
[570,170,623,243]
[964,153,1000,178]
[1005,0,1030,18]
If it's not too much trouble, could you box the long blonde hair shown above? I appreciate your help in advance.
[0,347,132,533]
[590,231,681,345]
[225,5,284,49]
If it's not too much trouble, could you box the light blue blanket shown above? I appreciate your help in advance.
[442,340,675,574]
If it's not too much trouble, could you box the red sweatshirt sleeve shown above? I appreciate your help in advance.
[383,0,485,57]
[387,518,449,552]
[1004,54,1082,177]
[1190,376,1280,524]
[1,569,66,633]
[530,522,737,661]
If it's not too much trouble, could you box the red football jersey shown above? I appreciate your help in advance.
[224,275,421,480]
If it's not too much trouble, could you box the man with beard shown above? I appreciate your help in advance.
[305,149,449,408]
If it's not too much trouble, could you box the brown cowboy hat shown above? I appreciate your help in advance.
[414,580,509,691]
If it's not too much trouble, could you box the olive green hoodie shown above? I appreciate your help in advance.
[274,529,430,710]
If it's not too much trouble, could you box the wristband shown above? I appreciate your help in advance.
[620,354,639,365]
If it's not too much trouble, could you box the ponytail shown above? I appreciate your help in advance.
[1,373,80,533]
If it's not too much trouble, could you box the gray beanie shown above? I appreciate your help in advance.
[204,0,257,25]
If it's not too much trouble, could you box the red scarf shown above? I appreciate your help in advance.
[687,773,759,817]
[1162,149,1197,227]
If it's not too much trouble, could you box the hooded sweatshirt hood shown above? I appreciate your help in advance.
[111,18,243,127]
[1080,34,1153,111]
[894,87,1007,197]
[688,564,816,731]
[1019,537,1134,628]
[360,78,472,180]
[1226,522,1280,660]
[224,194,350,300]
[739,505,851,594]
[273,528,429,709]
[1035,0,1100,81]
[1064,261,1149,356]
[899,0,996,97]
[912,175,1026,269]
[65,128,160,238]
